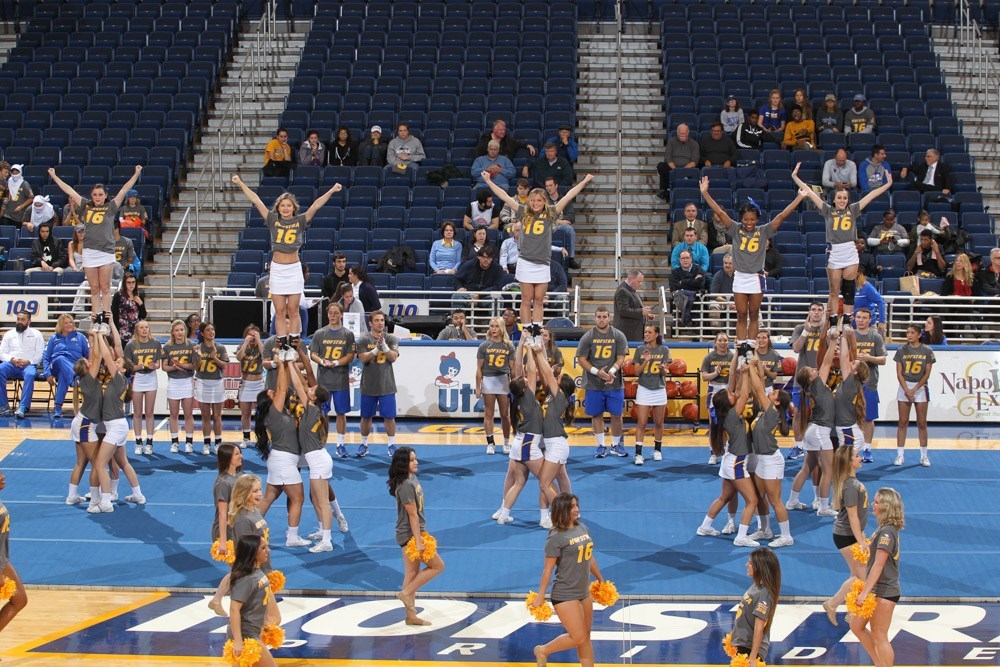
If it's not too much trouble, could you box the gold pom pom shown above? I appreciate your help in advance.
[722,632,737,658]
[261,625,285,650]
[846,579,877,619]
[267,570,286,594]
[850,539,871,565]
[403,532,438,563]
[525,591,554,621]
[730,653,766,667]
[211,539,236,565]
[222,638,263,667]
[589,580,619,607]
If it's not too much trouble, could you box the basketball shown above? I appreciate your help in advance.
[668,359,687,376]
[681,402,700,421]
[781,357,797,375]
[621,359,637,376]
[666,380,680,398]
[624,380,638,400]
[679,380,698,398]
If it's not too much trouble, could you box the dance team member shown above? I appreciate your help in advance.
[162,319,197,453]
[823,445,868,625]
[746,357,794,547]
[237,325,266,450]
[309,303,356,459]
[701,332,733,465]
[576,306,628,459]
[125,320,162,455]
[357,311,399,457]
[631,324,671,465]
[894,325,935,467]
[753,331,783,389]
[0,470,27,633]
[477,317,514,455]
[227,534,281,667]
[67,331,102,506]
[853,308,885,463]
[208,444,243,616]
[730,548,782,665]
[195,321,229,456]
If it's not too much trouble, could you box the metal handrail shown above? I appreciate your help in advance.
[614,0,624,283]
[957,0,1000,147]
[572,284,580,326]
[168,207,195,318]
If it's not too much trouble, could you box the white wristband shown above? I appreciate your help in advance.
[332,359,339,367]
[609,364,619,375]
[589,366,599,376]
[380,342,390,352]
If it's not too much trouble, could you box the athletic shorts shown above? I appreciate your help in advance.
[328,389,351,415]
[240,378,265,403]
[304,449,333,480]
[103,417,130,447]
[790,385,803,411]
[361,394,396,419]
[719,453,748,480]
[583,388,624,417]
[838,424,862,450]
[269,260,304,296]
[753,451,785,480]
[266,449,303,486]
[636,385,667,407]
[827,241,859,270]
[803,423,833,451]
[863,385,879,421]
[510,432,543,463]
[132,371,158,393]
[833,533,858,550]
[166,376,194,400]
[70,413,99,444]
[897,380,929,403]
[732,270,765,294]
[543,435,569,465]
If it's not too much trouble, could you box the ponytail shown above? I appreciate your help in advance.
[253,390,273,460]
[774,389,791,437]
[558,374,576,426]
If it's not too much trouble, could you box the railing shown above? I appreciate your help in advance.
[613,0,624,283]
[168,207,196,318]
[956,0,1000,151]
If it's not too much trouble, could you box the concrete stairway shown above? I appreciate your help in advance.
[574,23,670,315]
[142,24,306,333]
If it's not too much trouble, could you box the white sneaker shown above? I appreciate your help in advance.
[502,444,510,454]
[721,521,736,535]
[539,515,553,529]
[285,536,312,547]
[708,454,718,465]
[893,454,904,466]
[696,526,721,537]
[184,443,193,453]
[733,536,760,547]
[486,443,495,455]
[785,500,809,510]
[98,501,114,513]
[812,498,821,510]
[337,515,350,533]
[749,528,774,540]
[110,491,118,502]
[920,456,931,467]
[134,444,142,455]
[143,444,153,455]
[125,494,146,505]
[240,439,250,449]
[491,508,503,520]
[87,503,103,514]
[170,442,180,453]
[309,541,333,553]
[65,495,84,505]
[817,508,837,517]
[306,530,322,541]
[634,454,644,466]
[652,450,662,461]
[497,515,514,525]
[201,443,211,455]
[769,535,795,548]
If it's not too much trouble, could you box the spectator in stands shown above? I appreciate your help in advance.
[700,123,739,167]
[114,223,137,275]
[524,142,575,188]
[670,250,707,327]
[453,246,504,309]
[337,284,367,331]
[613,269,654,341]
[906,230,947,278]
[781,106,816,150]
[386,123,425,178]
[867,210,910,257]
[463,189,499,230]
[463,227,490,262]
[476,119,536,159]
[899,149,954,196]
[707,210,731,255]
[859,144,892,193]
[501,307,522,342]
[0,310,44,418]
[0,163,7,211]
[856,238,881,277]
[908,210,953,249]
[944,253,977,297]
[348,264,381,314]
[671,203,708,246]
[67,224,85,272]
[111,272,146,346]
[546,125,579,164]
[1,164,32,228]
[26,223,65,275]
[854,274,887,335]
[921,316,947,345]
[758,89,787,144]
[543,177,580,268]
[119,190,149,238]
[500,178,530,230]
[670,227,710,273]
[655,124,699,200]
[299,130,326,167]
[321,252,349,301]
[436,309,477,340]
[720,96,744,136]
[844,94,875,134]
[430,221,463,275]
[327,126,357,167]
[471,140,516,190]
[735,110,764,150]
[357,126,387,167]
[26,195,55,233]
[975,248,1000,297]
[43,313,88,418]
[262,128,294,178]
[787,88,813,122]
[61,200,80,227]
[708,253,735,330]
[548,260,569,293]
[816,94,844,134]
[822,149,858,196]
[764,237,782,279]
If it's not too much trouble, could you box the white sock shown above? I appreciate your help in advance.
[819,496,830,510]
[503,437,509,447]
[700,515,714,530]
[331,499,343,518]
[595,432,606,448]
[90,485,99,500]
[897,446,905,456]
[101,492,112,504]
[540,508,550,520]
[361,435,369,446]
[727,513,736,524]
[612,434,623,447]
[69,483,78,497]
[779,520,791,538]
[499,506,510,519]
[789,490,801,504]
[131,485,142,497]
[112,477,120,494]
[287,526,299,539]
[337,433,345,445]
[321,529,332,543]
[920,446,928,458]
[388,436,395,447]
[170,432,178,440]
[737,524,750,539]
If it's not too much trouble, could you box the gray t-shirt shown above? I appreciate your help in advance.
[820,202,862,246]
[79,197,119,254]
[854,329,885,390]
[309,327,355,391]
[227,569,270,640]
[518,206,557,265]
[544,522,593,601]
[101,373,128,421]
[750,406,781,456]
[266,210,309,254]
[267,405,300,455]
[477,339,514,377]
[297,403,326,454]
[727,222,775,274]
[231,508,271,573]
[78,374,103,421]
[807,376,835,427]
[542,391,570,439]
[868,524,901,598]
[576,326,628,391]
[262,336,278,390]
[894,344,935,383]
[195,342,230,381]
[791,324,822,379]
[701,350,733,386]
[756,349,783,388]
[125,338,163,375]
[240,343,264,378]
[833,476,868,537]
[518,391,544,435]
[357,333,399,396]
[162,341,196,379]
[211,472,238,541]
[632,344,671,391]
[834,374,862,427]
[723,409,750,456]
[394,476,426,546]
[731,582,773,658]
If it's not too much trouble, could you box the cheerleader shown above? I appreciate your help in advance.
[746,358,794,548]
[530,493,604,667]
[195,321,230,456]
[237,325,265,450]
[533,343,576,529]
[67,331,102,506]
[894,325,935,467]
[124,320,162,455]
[229,474,271,574]
[823,445,868,626]
[0,470,28,633]
[254,357,310,548]
[850,488,905,667]
[389,446,445,626]
[227,534,281,667]
[541,327,563,376]
[162,319,197,453]
[477,317,515,455]
[700,332,733,465]
[730,548,782,665]
[208,444,243,616]
[231,174,342,354]
[753,331,783,389]
[632,324,671,465]
[834,329,870,454]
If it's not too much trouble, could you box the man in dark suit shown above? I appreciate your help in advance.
[612,269,654,341]
[900,149,954,195]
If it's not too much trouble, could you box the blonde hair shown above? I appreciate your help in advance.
[169,319,187,344]
[488,317,511,346]
[949,253,975,284]
[228,474,259,526]
[831,446,855,510]
[875,487,905,530]
[272,192,300,217]
[55,313,76,335]
[523,189,554,225]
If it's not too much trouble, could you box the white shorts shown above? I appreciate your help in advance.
[718,452,750,480]
[102,418,130,447]
[515,258,551,284]
[732,270,764,294]
[240,378,265,403]
[269,260,304,296]
[803,423,833,451]
[196,378,225,404]
[266,449,304,486]
[897,380,929,403]
[542,435,569,465]
[70,413,99,443]
[827,241,859,270]
[166,376,194,400]
[636,385,667,407]
[82,248,117,269]
[481,374,510,395]
[132,371,159,393]
[304,449,333,480]
[753,451,785,480]
[838,424,863,450]
[510,432,544,462]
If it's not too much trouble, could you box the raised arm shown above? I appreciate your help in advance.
[857,171,893,210]
[87,332,102,379]
[554,174,594,215]
[699,177,734,228]
[480,172,520,210]
[748,357,769,406]
[303,183,344,222]
[531,344,560,396]
[790,163,826,209]
[286,349,310,400]
[47,168,84,207]
[112,166,143,207]
[230,174,270,220]
[818,330,838,383]
[273,358,289,411]
[770,190,808,231]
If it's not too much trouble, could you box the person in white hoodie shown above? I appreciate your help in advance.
[385,123,425,179]
[0,310,46,418]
